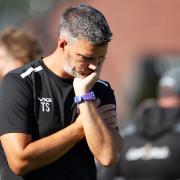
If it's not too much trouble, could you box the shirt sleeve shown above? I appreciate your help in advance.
[0,73,34,135]
[93,80,118,129]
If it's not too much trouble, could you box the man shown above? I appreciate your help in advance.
[0,27,41,79]
[0,4,123,180]
[114,67,180,180]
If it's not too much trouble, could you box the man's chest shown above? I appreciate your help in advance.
[33,82,78,137]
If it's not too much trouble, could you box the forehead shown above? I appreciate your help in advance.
[70,39,108,56]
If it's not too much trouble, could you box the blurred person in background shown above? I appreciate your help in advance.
[0,4,122,180]
[0,27,42,180]
[0,27,42,79]
[113,67,180,180]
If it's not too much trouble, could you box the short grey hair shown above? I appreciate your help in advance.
[59,4,112,45]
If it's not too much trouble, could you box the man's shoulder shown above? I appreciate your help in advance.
[93,79,115,105]
[1,60,43,88]
[94,79,112,90]
[96,79,110,87]
[10,59,43,77]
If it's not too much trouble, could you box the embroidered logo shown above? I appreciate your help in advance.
[38,97,52,112]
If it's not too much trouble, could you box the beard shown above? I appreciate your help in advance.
[63,63,93,78]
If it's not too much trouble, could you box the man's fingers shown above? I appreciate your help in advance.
[98,104,116,113]
[103,117,118,128]
[94,98,101,107]
[102,110,116,119]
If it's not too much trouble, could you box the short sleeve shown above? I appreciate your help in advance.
[93,80,117,129]
[0,73,34,135]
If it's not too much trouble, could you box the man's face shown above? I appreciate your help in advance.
[62,39,108,78]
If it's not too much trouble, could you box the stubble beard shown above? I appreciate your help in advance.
[63,63,85,78]
[63,60,93,79]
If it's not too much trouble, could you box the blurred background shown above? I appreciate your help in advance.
[1,0,180,125]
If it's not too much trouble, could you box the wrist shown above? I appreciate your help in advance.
[74,91,96,104]
[74,89,88,96]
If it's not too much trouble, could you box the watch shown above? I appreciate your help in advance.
[74,91,96,104]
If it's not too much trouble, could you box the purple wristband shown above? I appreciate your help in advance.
[74,91,96,104]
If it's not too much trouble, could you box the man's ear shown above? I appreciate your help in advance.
[58,37,67,52]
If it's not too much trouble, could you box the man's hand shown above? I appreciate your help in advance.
[73,61,104,95]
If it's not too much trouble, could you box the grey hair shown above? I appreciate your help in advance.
[59,4,112,45]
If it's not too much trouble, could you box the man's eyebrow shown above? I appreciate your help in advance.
[78,53,106,59]
[77,53,95,59]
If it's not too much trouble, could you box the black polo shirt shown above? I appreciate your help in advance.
[0,59,116,180]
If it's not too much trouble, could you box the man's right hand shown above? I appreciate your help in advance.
[73,61,104,96]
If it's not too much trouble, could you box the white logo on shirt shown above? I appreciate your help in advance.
[38,97,52,112]
[125,143,170,161]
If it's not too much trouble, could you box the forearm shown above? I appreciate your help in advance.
[78,101,123,166]
[11,122,84,175]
